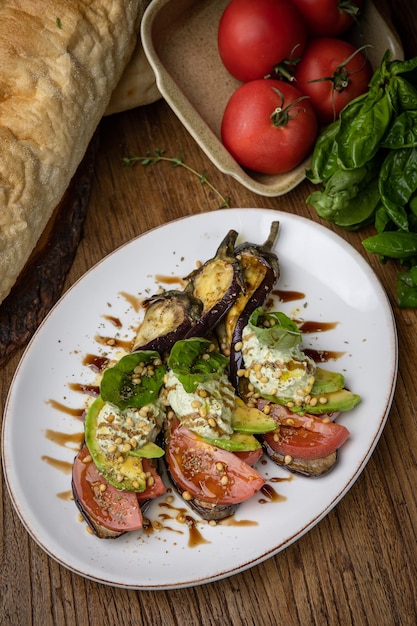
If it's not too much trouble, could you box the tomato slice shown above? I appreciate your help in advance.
[72,445,144,534]
[166,424,265,505]
[263,411,350,460]
[136,459,166,502]
[233,448,264,466]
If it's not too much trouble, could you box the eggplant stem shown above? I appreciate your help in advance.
[263,221,280,250]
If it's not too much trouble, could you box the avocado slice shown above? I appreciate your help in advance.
[305,388,361,415]
[128,441,165,459]
[311,367,345,394]
[264,387,361,415]
[231,397,276,434]
[202,431,262,452]
[85,397,163,492]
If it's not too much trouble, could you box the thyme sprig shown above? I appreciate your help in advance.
[123,148,231,208]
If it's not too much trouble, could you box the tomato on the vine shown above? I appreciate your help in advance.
[221,79,318,175]
[294,38,372,124]
[291,0,363,37]
[217,0,307,83]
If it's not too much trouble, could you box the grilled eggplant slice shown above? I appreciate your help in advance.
[219,221,280,391]
[183,229,245,338]
[133,290,203,353]
[133,229,244,351]
[257,400,349,477]
[261,438,338,477]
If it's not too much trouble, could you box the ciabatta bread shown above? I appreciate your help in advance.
[0,1,146,305]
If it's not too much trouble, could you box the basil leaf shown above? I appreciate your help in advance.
[389,56,417,79]
[337,89,393,169]
[410,191,417,217]
[168,338,228,393]
[398,266,417,307]
[379,147,417,230]
[100,351,166,410]
[247,308,302,350]
[363,231,417,259]
[374,204,392,234]
[381,111,417,149]
[389,76,417,112]
[307,162,380,228]
[306,120,340,184]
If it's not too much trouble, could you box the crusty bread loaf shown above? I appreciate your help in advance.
[0,1,146,305]
[106,38,160,115]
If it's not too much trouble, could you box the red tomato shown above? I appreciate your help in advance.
[263,412,350,460]
[136,459,166,502]
[294,38,372,124]
[166,424,265,505]
[233,448,264,466]
[221,79,318,174]
[291,0,363,37]
[72,445,144,534]
[218,0,307,82]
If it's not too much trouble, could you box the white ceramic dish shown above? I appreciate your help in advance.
[2,208,397,589]
[141,0,404,196]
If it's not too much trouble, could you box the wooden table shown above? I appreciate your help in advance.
[1,1,417,623]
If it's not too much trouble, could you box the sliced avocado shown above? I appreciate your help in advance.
[311,367,345,394]
[262,388,361,415]
[99,455,148,492]
[231,397,276,434]
[202,432,262,452]
[85,397,155,492]
[128,441,164,459]
[305,388,361,415]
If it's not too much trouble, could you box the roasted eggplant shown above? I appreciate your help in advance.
[133,230,245,352]
[132,290,203,353]
[261,438,338,477]
[218,221,280,392]
[183,229,245,337]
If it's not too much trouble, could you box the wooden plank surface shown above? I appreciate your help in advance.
[1,1,417,624]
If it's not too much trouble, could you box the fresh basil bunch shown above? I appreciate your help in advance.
[306,51,417,307]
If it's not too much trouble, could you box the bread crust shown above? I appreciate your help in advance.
[106,38,161,115]
[0,1,145,305]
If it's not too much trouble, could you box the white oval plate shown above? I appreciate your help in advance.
[2,209,397,589]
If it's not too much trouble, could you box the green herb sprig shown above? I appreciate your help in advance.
[123,148,231,208]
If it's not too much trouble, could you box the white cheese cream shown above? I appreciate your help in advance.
[95,401,165,457]
[165,369,235,439]
[241,326,316,402]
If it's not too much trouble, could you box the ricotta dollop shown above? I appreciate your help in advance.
[241,326,316,402]
[95,401,165,457]
[165,369,235,439]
